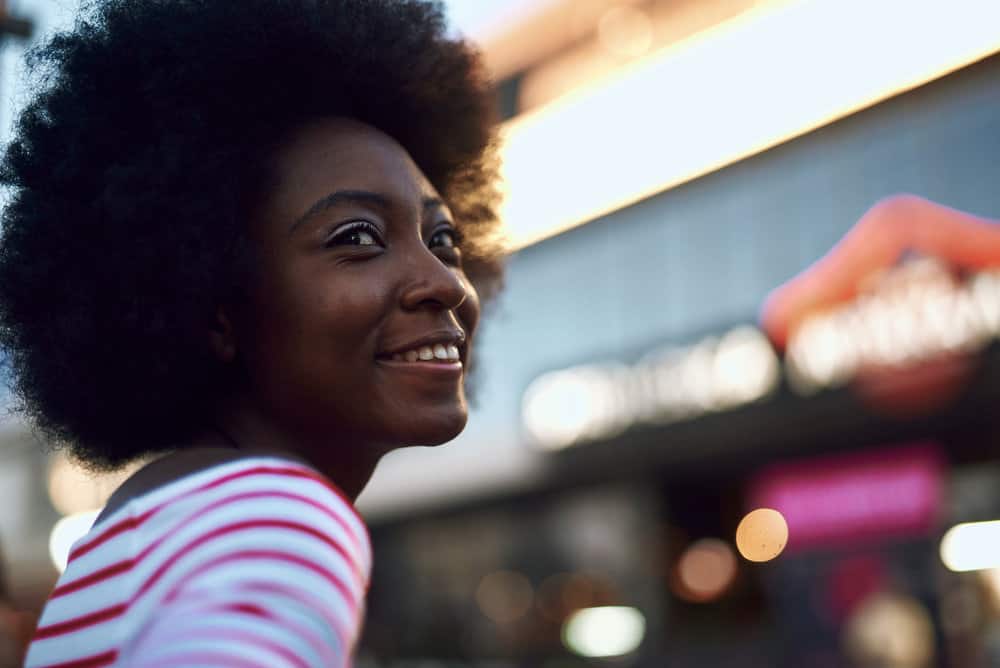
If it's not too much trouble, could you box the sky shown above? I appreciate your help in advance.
[0,0,543,142]
[445,0,547,40]
[8,0,542,41]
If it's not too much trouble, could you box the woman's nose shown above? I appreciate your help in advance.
[399,248,469,312]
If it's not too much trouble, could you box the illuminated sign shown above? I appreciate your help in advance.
[785,259,1000,394]
[522,326,779,451]
[761,195,1000,347]
[762,196,1000,403]
[748,443,944,552]
[525,196,1000,453]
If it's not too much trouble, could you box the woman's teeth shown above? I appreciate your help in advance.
[392,344,461,363]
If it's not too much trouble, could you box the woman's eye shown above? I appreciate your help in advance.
[326,222,383,248]
[429,227,458,249]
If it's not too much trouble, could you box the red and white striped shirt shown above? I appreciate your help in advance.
[25,457,372,668]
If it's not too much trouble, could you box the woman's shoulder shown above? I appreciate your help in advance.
[94,448,366,540]
[71,449,371,586]
[94,448,289,525]
[39,450,372,668]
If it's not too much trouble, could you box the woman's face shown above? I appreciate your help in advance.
[232,118,480,457]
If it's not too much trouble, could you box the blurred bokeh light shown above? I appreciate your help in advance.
[475,570,534,625]
[674,538,738,602]
[47,510,98,573]
[842,592,936,668]
[561,606,645,658]
[941,520,1000,573]
[735,508,788,563]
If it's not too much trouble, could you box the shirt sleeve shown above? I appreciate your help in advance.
[116,470,370,667]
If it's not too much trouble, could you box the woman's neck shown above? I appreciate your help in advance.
[205,390,391,501]
[211,401,384,501]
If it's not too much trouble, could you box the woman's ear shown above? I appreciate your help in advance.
[208,307,237,363]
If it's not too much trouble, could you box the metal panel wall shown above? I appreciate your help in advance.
[360,54,1000,516]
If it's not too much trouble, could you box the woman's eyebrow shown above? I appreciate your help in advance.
[289,189,392,234]
[421,197,455,229]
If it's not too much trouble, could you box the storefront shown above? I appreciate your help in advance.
[354,55,1000,667]
[359,332,1000,667]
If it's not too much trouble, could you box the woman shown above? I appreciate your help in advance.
[0,0,503,665]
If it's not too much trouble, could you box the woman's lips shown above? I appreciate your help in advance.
[375,357,463,379]
[379,329,466,362]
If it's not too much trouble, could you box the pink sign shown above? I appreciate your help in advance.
[748,443,944,552]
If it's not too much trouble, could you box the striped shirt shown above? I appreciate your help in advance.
[25,457,372,668]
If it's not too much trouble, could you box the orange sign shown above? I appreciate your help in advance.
[760,195,1000,415]
[760,195,1000,350]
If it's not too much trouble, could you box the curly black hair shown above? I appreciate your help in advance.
[0,0,504,470]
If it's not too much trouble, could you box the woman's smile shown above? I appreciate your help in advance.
[375,330,468,394]
[378,328,465,361]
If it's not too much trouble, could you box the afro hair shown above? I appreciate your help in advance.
[0,0,504,470]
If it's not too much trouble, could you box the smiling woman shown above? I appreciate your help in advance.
[228,118,484,494]
[0,1,502,666]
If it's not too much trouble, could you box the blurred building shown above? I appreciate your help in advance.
[355,1,1000,667]
[0,1,999,667]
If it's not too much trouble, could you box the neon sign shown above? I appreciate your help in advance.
[785,259,1000,394]
[522,326,779,451]
[748,443,944,551]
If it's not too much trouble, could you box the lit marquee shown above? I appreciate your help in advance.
[785,258,1000,394]
[522,326,780,451]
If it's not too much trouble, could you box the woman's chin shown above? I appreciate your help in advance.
[395,409,469,448]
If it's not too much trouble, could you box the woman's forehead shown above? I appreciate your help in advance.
[269,117,440,206]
